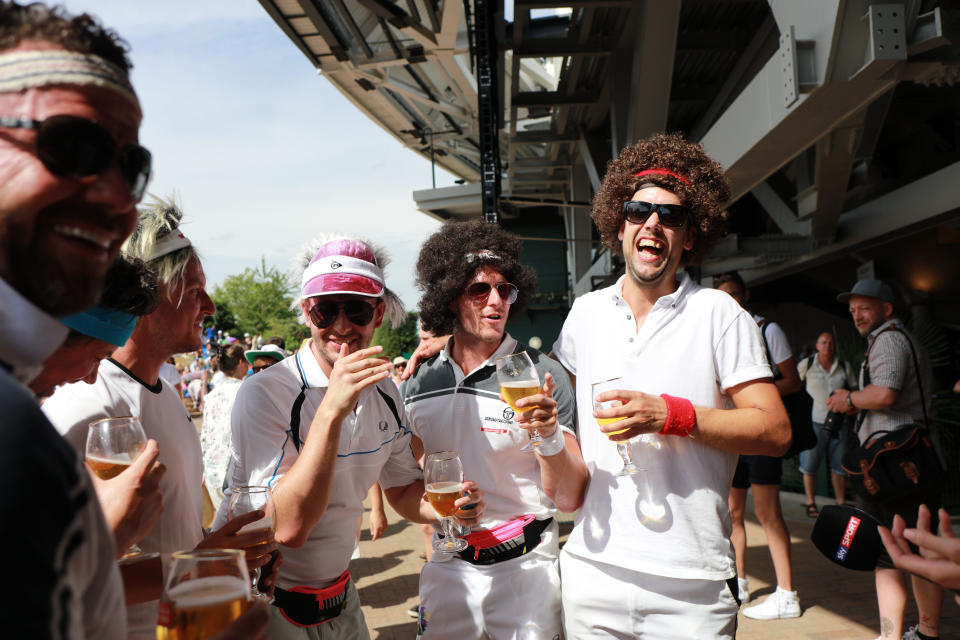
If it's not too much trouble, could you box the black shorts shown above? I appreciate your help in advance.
[731,455,782,488]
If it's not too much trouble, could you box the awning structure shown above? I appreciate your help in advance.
[258,0,960,307]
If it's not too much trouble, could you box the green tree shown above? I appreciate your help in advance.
[205,297,237,335]
[371,311,419,358]
[212,258,297,338]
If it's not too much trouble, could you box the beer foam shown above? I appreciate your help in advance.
[237,515,274,534]
[500,379,539,388]
[426,481,463,494]
[167,575,249,608]
[86,453,134,465]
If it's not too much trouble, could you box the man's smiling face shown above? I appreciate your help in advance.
[618,186,694,290]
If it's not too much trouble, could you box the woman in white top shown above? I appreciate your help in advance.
[201,343,247,512]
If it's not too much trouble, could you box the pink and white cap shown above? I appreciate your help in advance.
[300,238,385,298]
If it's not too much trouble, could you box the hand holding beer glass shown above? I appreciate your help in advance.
[86,416,155,560]
[226,486,276,600]
[425,452,469,553]
[496,351,543,450]
[592,378,642,476]
[156,549,251,640]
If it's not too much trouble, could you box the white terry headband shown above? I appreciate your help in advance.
[301,254,385,290]
[147,231,192,262]
[0,50,141,115]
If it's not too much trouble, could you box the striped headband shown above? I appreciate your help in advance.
[0,50,140,114]
[147,231,192,262]
[633,168,691,186]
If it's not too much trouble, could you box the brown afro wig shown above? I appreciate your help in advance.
[416,221,537,336]
[592,132,731,265]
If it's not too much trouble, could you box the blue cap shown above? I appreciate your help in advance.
[836,279,894,304]
[60,306,138,347]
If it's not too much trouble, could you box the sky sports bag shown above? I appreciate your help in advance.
[760,322,816,458]
[841,326,942,503]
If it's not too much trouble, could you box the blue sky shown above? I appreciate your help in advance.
[60,0,450,310]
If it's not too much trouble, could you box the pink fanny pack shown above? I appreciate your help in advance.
[454,514,551,565]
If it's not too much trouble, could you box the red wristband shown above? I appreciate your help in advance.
[659,394,695,437]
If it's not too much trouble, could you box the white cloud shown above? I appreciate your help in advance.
[59,0,449,310]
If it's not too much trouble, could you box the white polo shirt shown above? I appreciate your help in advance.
[552,272,772,580]
[798,356,856,423]
[401,335,576,534]
[219,343,422,589]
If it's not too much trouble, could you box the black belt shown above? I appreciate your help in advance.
[272,570,350,627]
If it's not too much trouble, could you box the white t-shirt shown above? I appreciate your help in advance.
[401,335,575,554]
[754,314,792,368]
[552,272,772,580]
[43,358,205,640]
[210,370,226,388]
[158,362,181,389]
[218,343,422,589]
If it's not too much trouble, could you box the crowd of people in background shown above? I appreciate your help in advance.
[3,3,960,640]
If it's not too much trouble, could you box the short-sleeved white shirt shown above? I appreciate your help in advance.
[401,335,575,543]
[798,356,856,423]
[219,343,422,589]
[552,272,772,580]
[43,358,205,640]
[754,314,792,368]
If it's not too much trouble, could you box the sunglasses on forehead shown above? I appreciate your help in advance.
[308,299,380,329]
[0,114,152,202]
[622,200,689,228]
[465,281,519,304]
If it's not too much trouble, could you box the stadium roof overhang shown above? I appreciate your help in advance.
[259,0,960,305]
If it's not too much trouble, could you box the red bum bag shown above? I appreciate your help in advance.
[273,570,351,627]
[452,514,552,565]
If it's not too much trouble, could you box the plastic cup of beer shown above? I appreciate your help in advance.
[86,416,147,479]
[424,451,469,553]
[495,351,543,450]
[226,486,275,600]
[86,416,155,562]
[156,549,251,640]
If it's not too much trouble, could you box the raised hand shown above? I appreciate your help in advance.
[321,343,392,421]
[198,509,278,571]
[592,389,666,441]
[511,372,559,438]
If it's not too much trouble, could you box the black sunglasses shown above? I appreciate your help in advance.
[252,363,273,373]
[308,299,379,329]
[0,115,152,202]
[622,200,689,228]
[465,281,519,304]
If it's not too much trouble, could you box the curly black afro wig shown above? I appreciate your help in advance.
[592,132,731,265]
[415,221,537,336]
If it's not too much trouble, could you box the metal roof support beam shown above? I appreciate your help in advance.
[751,181,812,236]
[367,73,470,117]
[622,0,681,146]
[700,0,908,203]
[514,91,597,107]
[739,158,960,285]
[576,130,606,191]
[566,160,596,289]
[806,109,865,243]
[512,130,578,143]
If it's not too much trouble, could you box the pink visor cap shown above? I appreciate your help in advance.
[301,239,385,298]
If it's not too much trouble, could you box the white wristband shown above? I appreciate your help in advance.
[534,426,566,457]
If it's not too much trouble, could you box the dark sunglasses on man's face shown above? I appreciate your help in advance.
[622,200,689,228]
[0,115,152,202]
[465,281,519,304]
[308,299,379,329]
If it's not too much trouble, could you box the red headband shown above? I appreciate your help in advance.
[634,168,691,186]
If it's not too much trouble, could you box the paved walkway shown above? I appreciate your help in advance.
[353,491,959,639]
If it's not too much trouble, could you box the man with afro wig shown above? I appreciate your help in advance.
[402,220,587,639]
[551,133,790,638]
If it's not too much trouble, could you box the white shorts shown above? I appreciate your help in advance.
[560,550,738,639]
[418,549,563,639]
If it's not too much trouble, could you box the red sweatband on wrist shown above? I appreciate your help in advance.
[659,394,695,437]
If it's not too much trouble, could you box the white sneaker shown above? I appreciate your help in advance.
[742,587,801,620]
[737,578,751,605]
[901,625,920,640]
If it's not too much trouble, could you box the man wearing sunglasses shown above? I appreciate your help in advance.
[401,220,586,639]
[551,133,790,638]
[221,236,483,638]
